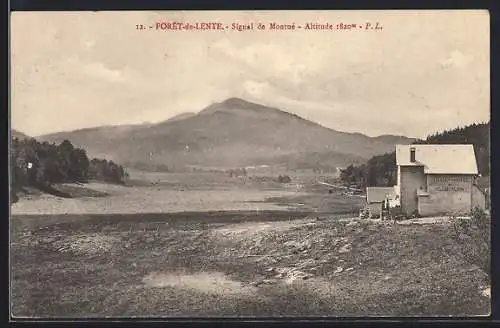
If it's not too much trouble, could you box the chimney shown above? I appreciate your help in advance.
[410,147,416,163]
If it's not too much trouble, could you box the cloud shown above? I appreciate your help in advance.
[440,50,473,68]
[11,11,490,138]
[211,40,309,85]
[82,62,126,83]
[81,38,95,50]
[242,80,271,97]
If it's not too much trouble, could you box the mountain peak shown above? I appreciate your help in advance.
[220,97,255,107]
[200,97,266,115]
[35,97,415,171]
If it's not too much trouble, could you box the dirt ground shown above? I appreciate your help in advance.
[10,211,490,317]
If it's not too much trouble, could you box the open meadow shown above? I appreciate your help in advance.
[10,171,490,317]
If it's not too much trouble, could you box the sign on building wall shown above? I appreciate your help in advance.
[428,175,471,192]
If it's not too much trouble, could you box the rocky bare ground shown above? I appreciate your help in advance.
[10,213,490,317]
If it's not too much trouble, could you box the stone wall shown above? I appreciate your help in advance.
[418,174,473,216]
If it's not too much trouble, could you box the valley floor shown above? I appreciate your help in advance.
[10,173,365,215]
[9,173,490,317]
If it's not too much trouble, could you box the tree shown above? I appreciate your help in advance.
[276,174,291,183]
[68,148,90,182]
[56,140,75,181]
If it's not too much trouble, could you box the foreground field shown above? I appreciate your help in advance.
[11,212,489,317]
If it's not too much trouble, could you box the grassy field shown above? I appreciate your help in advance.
[9,172,490,317]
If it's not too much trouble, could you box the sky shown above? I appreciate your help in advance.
[10,10,490,138]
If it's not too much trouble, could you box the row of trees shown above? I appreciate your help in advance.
[88,158,129,183]
[340,122,490,188]
[11,138,128,197]
[339,152,397,188]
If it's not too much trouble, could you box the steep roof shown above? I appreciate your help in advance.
[366,187,396,203]
[395,144,478,175]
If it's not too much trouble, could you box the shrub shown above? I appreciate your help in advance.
[451,207,490,278]
[228,168,247,177]
[359,208,370,219]
[410,210,420,219]
[276,175,291,183]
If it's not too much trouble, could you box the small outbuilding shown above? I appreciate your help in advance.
[365,187,397,218]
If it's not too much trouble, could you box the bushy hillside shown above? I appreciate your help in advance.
[11,129,30,140]
[340,122,490,188]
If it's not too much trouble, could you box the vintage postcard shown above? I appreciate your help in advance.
[10,10,490,318]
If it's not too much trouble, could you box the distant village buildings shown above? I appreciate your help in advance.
[364,144,488,218]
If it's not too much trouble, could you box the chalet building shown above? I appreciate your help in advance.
[395,144,486,217]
